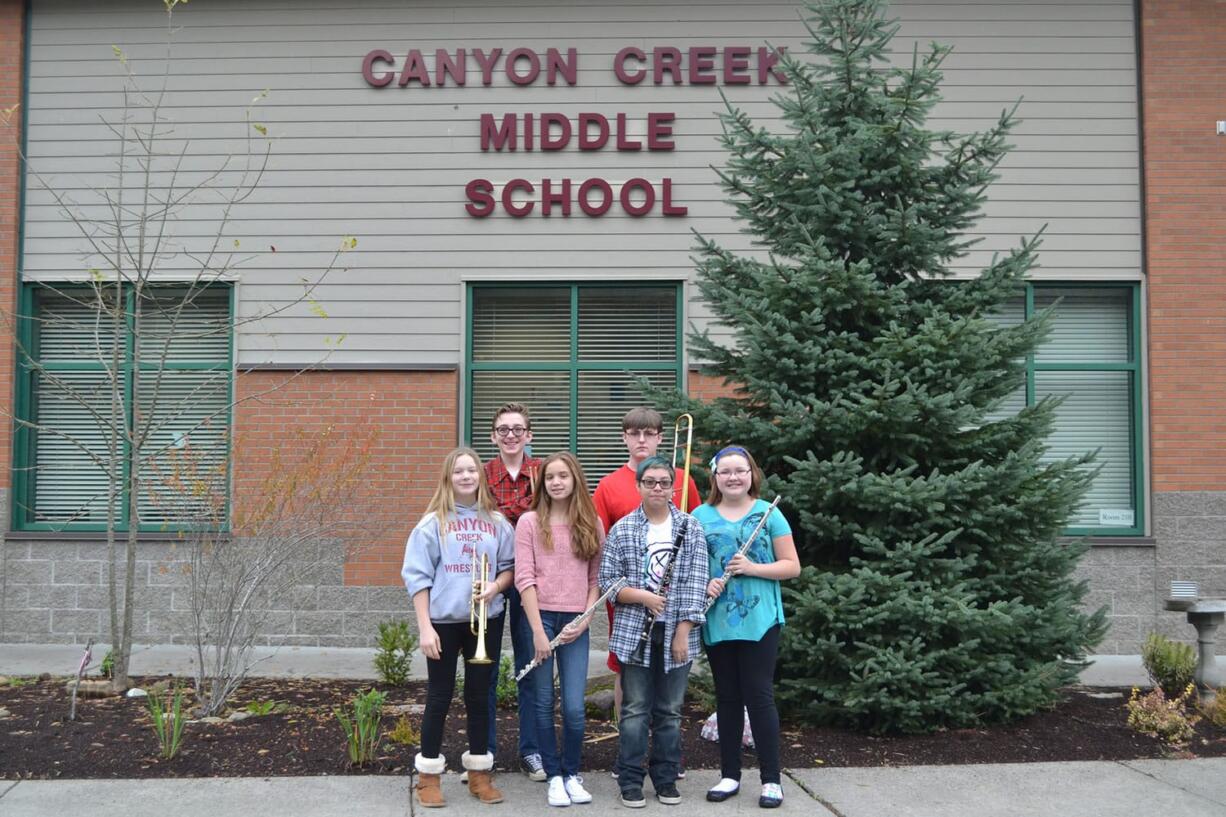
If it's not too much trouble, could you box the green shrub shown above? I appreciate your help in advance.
[495,655,516,708]
[335,688,386,766]
[373,620,418,687]
[100,650,114,680]
[243,699,289,716]
[685,654,717,711]
[146,684,187,760]
[1198,691,1226,730]
[1142,633,1197,698]
[1127,684,1199,747]
[386,713,421,746]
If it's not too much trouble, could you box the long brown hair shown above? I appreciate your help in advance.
[423,447,501,544]
[530,451,601,561]
[705,445,764,506]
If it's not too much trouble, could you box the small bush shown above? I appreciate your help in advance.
[100,650,114,680]
[495,655,516,708]
[244,699,289,716]
[1126,684,1200,747]
[386,714,421,746]
[1198,691,1226,730]
[373,620,418,687]
[335,688,386,766]
[685,654,717,711]
[146,684,188,760]
[1142,633,1197,698]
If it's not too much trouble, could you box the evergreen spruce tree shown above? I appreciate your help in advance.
[655,0,1107,733]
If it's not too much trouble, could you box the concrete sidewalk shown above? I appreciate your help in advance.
[2,760,1224,817]
[0,643,1147,686]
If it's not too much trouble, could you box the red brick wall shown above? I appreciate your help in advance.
[688,369,740,402]
[0,0,23,492]
[1142,1,1226,491]
[234,370,458,585]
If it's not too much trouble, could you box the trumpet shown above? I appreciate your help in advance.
[469,550,493,665]
[672,413,694,512]
[515,578,629,682]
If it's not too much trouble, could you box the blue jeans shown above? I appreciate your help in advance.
[487,586,539,758]
[616,641,690,791]
[533,610,591,778]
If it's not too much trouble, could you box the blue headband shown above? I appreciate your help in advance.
[709,446,750,470]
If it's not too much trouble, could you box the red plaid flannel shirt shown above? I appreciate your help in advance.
[484,456,541,525]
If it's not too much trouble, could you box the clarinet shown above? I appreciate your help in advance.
[630,519,688,664]
[703,496,781,614]
[515,577,628,682]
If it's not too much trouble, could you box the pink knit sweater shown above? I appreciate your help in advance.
[514,511,603,613]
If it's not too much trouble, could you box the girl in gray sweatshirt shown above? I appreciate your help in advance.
[401,447,515,807]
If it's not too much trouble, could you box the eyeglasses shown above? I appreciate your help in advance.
[715,468,751,478]
[494,425,529,438]
[624,429,661,440]
[639,478,673,490]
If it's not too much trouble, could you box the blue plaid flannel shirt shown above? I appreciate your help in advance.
[599,504,708,672]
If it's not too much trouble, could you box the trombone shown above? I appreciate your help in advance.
[469,550,493,665]
[672,413,694,512]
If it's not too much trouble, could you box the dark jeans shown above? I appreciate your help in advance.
[617,641,690,791]
[704,624,782,784]
[485,586,539,759]
[533,610,591,778]
[420,614,505,759]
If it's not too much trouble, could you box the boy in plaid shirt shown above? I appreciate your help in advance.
[598,456,708,809]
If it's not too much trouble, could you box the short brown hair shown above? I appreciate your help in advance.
[621,406,663,433]
[491,402,531,430]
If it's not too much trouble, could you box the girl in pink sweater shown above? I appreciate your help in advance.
[515,451,605,807]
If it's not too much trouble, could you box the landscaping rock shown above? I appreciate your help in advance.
[585,689,614,719]
[228,711,253,723]
[65,679,117,698]
[0,707,11,719]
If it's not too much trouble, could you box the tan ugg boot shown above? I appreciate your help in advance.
[462,751,504,804]
[415,753,447,808]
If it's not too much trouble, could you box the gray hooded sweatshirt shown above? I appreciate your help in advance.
[401,504,515,624]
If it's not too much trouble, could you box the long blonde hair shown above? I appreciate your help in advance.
[423,447,500,543]
[530,451,601,561]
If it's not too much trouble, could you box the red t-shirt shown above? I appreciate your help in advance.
[593,463,701,672]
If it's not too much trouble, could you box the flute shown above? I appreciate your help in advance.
[515,577,629,682]
[703,496,782,614]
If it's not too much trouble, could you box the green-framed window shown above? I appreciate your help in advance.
[12,284,233,531]
[990,282,1144,536]
[466,283,682,477]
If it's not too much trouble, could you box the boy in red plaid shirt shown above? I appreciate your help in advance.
[482,402,545,782]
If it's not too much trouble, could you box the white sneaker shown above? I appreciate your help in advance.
[564,775,593,804]
[548,776,572,807]
[459,770,468,784]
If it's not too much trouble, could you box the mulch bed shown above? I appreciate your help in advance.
[2,675,1224,779]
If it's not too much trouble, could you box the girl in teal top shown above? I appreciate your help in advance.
[694,446,800,810]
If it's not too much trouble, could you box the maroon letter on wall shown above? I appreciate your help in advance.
[578,113,610,150]
[436,49,467,86]
[473,48,503,85]
[620,178,656,217]
[614,47,647,84]
[647,112,675,151]
[398,49,431,87]
[541,178,573,216]
[578,179,614,216]
[661,178,687,216]
[465,179,496,217]
[480,114,518,151]
[546,48,579,86]
[723,46,751,85]
[506,48,541,85]
[503,179,536,217]
[758,47,789,84]
[653,47,682,85]
[541,113,573,150]
[362,49,395,87]
[687,47,717,84]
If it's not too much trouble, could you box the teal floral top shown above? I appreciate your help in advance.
[693,499,792,645]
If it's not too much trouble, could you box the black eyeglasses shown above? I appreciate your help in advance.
[494,425,529,438]
[639,478,673,490]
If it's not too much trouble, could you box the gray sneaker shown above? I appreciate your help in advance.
[522,753,547,782]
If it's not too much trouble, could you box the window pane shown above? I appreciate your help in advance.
[35,288,121,363]
[1034,288,1130,364]
[136,369,231,524]
[472,287,570,362]
[31,371,116,523]
[578,287,676,361]
[471,370,571,464]
[1036,370,1133,528]
[137,289,231,362]
[577,370,678,479]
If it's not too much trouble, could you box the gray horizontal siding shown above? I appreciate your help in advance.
[23,0,1141,366]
